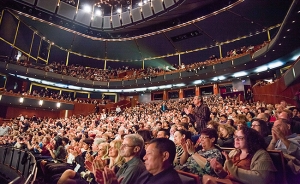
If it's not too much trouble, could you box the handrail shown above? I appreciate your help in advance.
[0,146,37,184]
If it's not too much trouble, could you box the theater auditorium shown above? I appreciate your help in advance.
[0,0,300,183]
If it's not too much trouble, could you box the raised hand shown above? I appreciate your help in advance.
[85,160,93,172]
[95,167,119,184]
[222,151,229,160]
[180,138,188,152]
[209,158,223,172]
[186,139,195,155]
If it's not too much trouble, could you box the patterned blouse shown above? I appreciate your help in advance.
[174,146,184,166]
[185,148,223,177]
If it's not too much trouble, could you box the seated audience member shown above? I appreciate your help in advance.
[267,118,300,183]
[40,136,67,174]
[290,107,300,121]
[219,115,228,124]
[107,140,125,173]
[137,129,152,160]
[226,119,235,128]
[203,126,276,184]
[257,112,273,133]
[180,128,224,177]
[115,134,146,184]
[0,122,10,136]
[246,112,255,127]
[94,138,182,184]
[157,129,170,138]
[173,129,191,166]
[206,120,219,130]
[135,138,183,184]
[279,109,300,134]
[251,119,272,145]
[217,124,235,148]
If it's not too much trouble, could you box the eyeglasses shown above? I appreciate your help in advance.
[199,136,210,140]
[121,144,136,148]
[251,124,260,127]
[233,135,245,141]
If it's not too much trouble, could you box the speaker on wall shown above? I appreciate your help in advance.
[91,16,103,28]
[75,9,92,26]
[131,8,142,22]
[112,14,121,28]
[164,0,175,9]
[152,0,164,14]
[142,3,153,18]
[121,11,132,25]
[36,0,59,13]
[57,2,77,20]
[103,16,111,29]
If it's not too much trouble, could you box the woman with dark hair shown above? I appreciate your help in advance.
[203,126,276,184]
[40,136,67,174]
[251,119,272,145]
[137,129,152,160]
[180,128,224,177]
[173,129,192,166]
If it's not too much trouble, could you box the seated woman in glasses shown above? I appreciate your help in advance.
[180,128,224,177]
[251,119,272,145]
[202,126,276,184]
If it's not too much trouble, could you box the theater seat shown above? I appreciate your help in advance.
[268,150,287,184]
[177,170,200,184]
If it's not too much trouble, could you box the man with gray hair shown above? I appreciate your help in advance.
[184,95,210,133]
[116,134,146,184]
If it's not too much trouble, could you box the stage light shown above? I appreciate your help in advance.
[56,102,61,108]
[19,97,24,103]
[83,5,92,13]
[95,10,102,16]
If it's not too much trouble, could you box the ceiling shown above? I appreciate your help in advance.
[0,0,294,64]
[0,0,300,92]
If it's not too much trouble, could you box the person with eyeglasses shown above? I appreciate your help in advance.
[115,134,146,184]
[251,119,272,145]
[203,126,276,184]
[179,128,224,177]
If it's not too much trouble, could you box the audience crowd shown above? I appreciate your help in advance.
[0,94,300,184]
[11,43,264,82]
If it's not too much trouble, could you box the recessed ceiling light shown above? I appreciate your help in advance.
[292,21,295,23]
[287,29,290,31]
[279,43,281,45]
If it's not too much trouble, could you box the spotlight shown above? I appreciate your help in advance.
[83,5,92,13]
[95,10,102,16]
[39,100,43,106]
[56,102,61,108]
[19,97,24,103]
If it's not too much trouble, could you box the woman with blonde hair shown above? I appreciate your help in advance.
[108,140,125,173]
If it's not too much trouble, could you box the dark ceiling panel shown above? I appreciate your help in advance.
[19,17,75,49]
[195,11,263,43]
[229,0,292,28]
[106,41,141,61]
[136,34,175,58]
[181,47,219,65]
[167,25,215,51]
[15,22,34,54]
[48,46,67,64]
[68,53,105,69]
[72,36,105,58]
